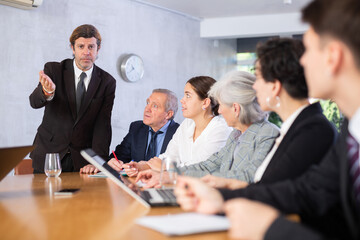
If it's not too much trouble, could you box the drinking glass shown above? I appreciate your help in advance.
[159,156,178,189]
[44,153,62,177]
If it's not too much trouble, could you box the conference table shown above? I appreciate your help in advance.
[0,172,229,240]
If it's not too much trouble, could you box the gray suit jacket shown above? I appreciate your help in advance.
[181,119,280,181]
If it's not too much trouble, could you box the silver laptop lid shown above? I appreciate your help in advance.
[80,148,150,208]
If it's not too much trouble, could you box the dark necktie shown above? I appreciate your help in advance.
[347,134,360,202]
[145,129,163,161]
[76,72,86,114]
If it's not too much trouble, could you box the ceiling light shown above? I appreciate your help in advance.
[284,0,292,4]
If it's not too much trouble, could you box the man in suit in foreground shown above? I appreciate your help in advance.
[174,0,360,239]
[30,24,116,174]
[100,89,179,173]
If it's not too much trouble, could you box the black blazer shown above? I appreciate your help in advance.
[29,59,116,172]
[109,120,179,163]
[220,120,359,240]
[259,103,338,183]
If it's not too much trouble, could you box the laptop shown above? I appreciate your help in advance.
[80,148,178,208]
[0,145,34,181]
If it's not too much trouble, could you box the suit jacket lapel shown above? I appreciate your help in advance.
[139,124,149,159]
[268,103,319,167]
[338,121,360,238]
[76,64,102,124]
[64,59,77,121]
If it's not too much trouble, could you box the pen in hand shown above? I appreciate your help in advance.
[112,150,120,163]
[112,151,124,171]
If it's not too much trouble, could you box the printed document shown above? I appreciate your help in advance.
[136,212,229,235]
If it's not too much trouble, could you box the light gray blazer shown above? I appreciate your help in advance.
[180,119,280,182]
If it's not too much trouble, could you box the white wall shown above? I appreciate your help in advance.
[0,0,236,152]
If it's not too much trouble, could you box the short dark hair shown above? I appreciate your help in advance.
[186,76,219,116]
[69,24,102,48]
[302,0,360,68]
[256,38,308,99]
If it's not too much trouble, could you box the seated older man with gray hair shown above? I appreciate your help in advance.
[81,89,180,174]
[109,88,180,164]
[135,71,280,188]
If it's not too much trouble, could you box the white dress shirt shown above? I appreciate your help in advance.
[253,105,308,182]
[159,116,232,167]
[73,60,93,91]
[46,59,93,101]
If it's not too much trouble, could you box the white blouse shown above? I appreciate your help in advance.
[159,116,232,167]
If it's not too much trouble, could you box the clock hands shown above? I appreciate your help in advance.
[127,65,135,74]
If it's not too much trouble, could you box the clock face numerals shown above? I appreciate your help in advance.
[121,54,144,82]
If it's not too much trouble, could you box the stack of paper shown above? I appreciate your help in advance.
[136,212,229,236]
[88,170,127,178]
[88,172,107,178]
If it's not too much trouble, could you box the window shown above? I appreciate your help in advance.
[236,52,256,73]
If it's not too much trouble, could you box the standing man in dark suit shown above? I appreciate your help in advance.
[95,89,179,173]
[174,0,360,239]
[30,24,116,174]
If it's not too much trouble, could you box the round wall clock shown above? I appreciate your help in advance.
[120,54,144,83]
